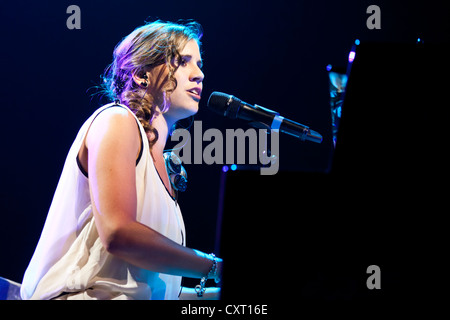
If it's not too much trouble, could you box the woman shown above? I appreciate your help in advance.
[20,20,222,300]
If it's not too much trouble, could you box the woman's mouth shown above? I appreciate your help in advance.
[187,87,202,101]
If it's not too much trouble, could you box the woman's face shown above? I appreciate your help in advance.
[165,39,204,122]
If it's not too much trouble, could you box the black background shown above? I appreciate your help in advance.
[220,42,449,303]
[0,0,449,303]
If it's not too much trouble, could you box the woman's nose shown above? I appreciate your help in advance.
[190,67,204,84]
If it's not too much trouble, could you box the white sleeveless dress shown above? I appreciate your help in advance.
[20,103,186,300]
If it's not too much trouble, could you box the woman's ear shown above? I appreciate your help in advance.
[132,71,149,88]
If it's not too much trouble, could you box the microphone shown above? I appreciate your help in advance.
[207,91,323,143]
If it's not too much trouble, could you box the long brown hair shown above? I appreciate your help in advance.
[101,20,203,147]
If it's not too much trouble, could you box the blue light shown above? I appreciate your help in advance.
[355,39,360,45]
[230,164,237,171]
[222,165,229,173]
[326,64,332,71]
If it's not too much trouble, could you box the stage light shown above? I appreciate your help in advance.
[348,50,356,63]
[222,165,229,173]
[230,164,237,171]
[355,39,360,45]
[326,64,332,71]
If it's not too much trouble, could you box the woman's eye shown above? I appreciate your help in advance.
[180,58,188,66]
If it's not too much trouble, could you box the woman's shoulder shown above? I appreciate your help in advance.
[88,103,138,130]
[93,103,135,120]
[86,103,141,147]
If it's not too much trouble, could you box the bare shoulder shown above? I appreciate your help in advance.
[87,106,138,141]
[77,106,141,176]
[92,106,136,129]
[85,106,141,157]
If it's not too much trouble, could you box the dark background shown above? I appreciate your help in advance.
[220,42,449,303]
[0,0,449,302]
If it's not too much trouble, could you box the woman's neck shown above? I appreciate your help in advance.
[150,111,175,159]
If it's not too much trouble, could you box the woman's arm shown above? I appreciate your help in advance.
[84,108,221,280]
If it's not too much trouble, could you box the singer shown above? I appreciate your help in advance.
[20,20,222,300]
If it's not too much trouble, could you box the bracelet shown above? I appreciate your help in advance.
[195,277,207,297]
[195,253,220,297]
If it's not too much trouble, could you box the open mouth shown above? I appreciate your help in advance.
[187,88,202,100]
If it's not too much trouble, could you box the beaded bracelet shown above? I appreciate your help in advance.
[195,253,220,297]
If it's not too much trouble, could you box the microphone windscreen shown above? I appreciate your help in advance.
[207,91,232,116]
